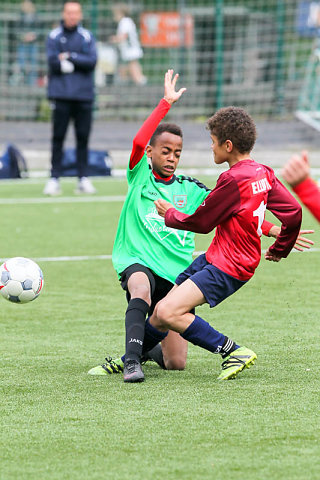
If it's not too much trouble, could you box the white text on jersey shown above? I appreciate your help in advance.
[251,177,271,195]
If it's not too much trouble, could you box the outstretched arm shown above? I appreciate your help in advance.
[155,175,240,234]
[155,201,314,252]
[129,70,186,169]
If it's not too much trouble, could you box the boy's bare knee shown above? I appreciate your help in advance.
[130,284,151,304]
[156,301,174,328]
[164,355,186,370]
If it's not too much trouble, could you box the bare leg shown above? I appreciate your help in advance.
[158,284,189,370]
[118,64,129,83]
[127,271,151,304]
[151,279,206,333]
[129,60,146,85]
[151,279,240,361]
[161,331,188,370]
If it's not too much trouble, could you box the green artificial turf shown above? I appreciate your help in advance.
[1,176,319,480]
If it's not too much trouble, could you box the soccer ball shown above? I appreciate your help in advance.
[0,257,44,303]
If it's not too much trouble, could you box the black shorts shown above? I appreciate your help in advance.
[120,263,174,316]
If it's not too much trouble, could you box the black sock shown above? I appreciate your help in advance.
[220,337,238,358]
[143,343,166,369]
[125,298,149,362]
[142,318,168,356]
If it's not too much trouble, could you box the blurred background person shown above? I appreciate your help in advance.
[15,0,38,86]
[44,0,97,196]
[110,3,147,86]
[281,151,320,222]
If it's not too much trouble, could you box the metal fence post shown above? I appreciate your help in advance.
[275,0,285,114]
[90,0,98,37]
[215,0,224,109]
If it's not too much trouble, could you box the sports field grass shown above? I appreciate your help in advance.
[1,176,320,480]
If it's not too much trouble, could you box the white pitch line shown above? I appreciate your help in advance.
[1,248,319,264]
[32,255,112,262]
[0,170,128,183]
[0,195,126,204]
[0,255,112,263]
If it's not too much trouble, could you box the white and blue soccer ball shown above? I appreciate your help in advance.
[0,257,44,303]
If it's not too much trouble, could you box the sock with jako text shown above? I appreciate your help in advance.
[125,298,149,362]
[122,333,166,368]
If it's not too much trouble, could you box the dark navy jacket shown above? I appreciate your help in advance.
[46,22,97,101]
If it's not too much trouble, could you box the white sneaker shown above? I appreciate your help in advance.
[43,178,61,195]
[76,177,96,194]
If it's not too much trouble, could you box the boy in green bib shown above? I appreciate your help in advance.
[89,70,211,382]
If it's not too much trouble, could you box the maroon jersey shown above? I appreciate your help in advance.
[165,159,302,281]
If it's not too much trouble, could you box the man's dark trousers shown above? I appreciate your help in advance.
[51,99,93,179]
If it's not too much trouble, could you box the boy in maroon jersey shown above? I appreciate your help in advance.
[144,106,302,380]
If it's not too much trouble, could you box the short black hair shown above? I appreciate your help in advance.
[150,123,183,146]
[207,106,257,154]
[63,1,81,5]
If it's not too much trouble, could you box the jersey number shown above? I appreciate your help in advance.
[253,201,266,236]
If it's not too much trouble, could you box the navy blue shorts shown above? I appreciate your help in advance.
[175,253,247,308]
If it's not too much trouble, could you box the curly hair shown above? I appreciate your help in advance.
[150,123,183,146]
[207,106,257,154]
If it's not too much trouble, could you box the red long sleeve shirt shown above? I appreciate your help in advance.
[129,98,171,170]
[293,177,320,222]
[165,159,302,281]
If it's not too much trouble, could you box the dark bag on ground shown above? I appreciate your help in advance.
[61,148,112,177]
[0,144,28,179]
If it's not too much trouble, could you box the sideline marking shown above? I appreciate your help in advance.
[0,255,112,263]
[0,248,319,264]
[0,195,126,205]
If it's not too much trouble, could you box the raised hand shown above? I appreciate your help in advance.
[163,69,187,105]
[281,150,310,187]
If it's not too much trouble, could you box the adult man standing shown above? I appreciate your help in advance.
[44,1,97,195]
